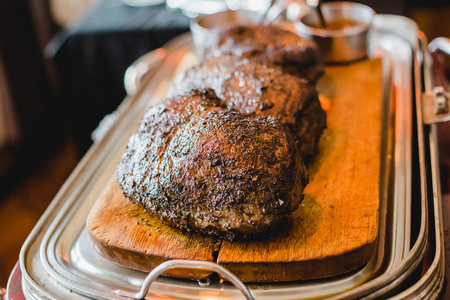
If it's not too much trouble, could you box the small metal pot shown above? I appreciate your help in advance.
[295,2,376,63]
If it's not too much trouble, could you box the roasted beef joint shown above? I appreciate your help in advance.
[169,60,326,158]
[200,24,324,83]
[117,90,309,241]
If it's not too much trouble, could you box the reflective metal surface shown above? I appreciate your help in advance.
[296,2,376,63]
[422,38,450,125]
[115,260,255,300]
[18,15,443,300]
[389,31,447,300]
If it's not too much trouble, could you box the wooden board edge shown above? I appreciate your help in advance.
[217,239,377,282]
[87,231,214,280]
[85,178,215,280]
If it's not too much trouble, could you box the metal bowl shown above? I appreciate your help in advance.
[190,9,261,58]
[295,2,376,63]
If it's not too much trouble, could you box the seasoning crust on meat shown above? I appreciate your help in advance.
[117,24,326,241]
[117,90,308,241]
[169,60,326,158]
[201,24,324,82]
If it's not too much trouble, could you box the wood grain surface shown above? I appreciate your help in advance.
[217,58,382,281]
[86,57,383,282]
[86,179,221,279]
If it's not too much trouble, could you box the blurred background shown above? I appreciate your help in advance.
[0,0,449,288]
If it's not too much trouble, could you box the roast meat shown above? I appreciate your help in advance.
[168,60,326,158]
[117,89,308,241]
[200,24,324,82]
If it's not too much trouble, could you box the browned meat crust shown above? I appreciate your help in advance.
[200,24,324,82]
[220,64,326,158]
[117,89,308,241]
[168,60,326,158]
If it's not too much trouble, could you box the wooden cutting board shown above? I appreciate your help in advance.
[87,179,221,279]
[86,57,382,282]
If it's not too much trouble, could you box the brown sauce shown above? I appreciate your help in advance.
[306,18,364,30]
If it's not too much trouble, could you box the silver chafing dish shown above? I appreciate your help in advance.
[10,6,450,300]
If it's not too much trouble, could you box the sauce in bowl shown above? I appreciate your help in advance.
[295,2,376,63]
[304,18,366,31]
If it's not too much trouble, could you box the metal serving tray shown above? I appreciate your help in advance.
[18,15,444,299]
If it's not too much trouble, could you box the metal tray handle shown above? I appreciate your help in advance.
[429,37,450,55]
[124,48,166,96]
[422,37,450,124]
[115,259,255,300]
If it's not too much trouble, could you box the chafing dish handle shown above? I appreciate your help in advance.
[114,259,255,300]
[422,37,450,124]
[429,37,450,57]
[124,48,166,96]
